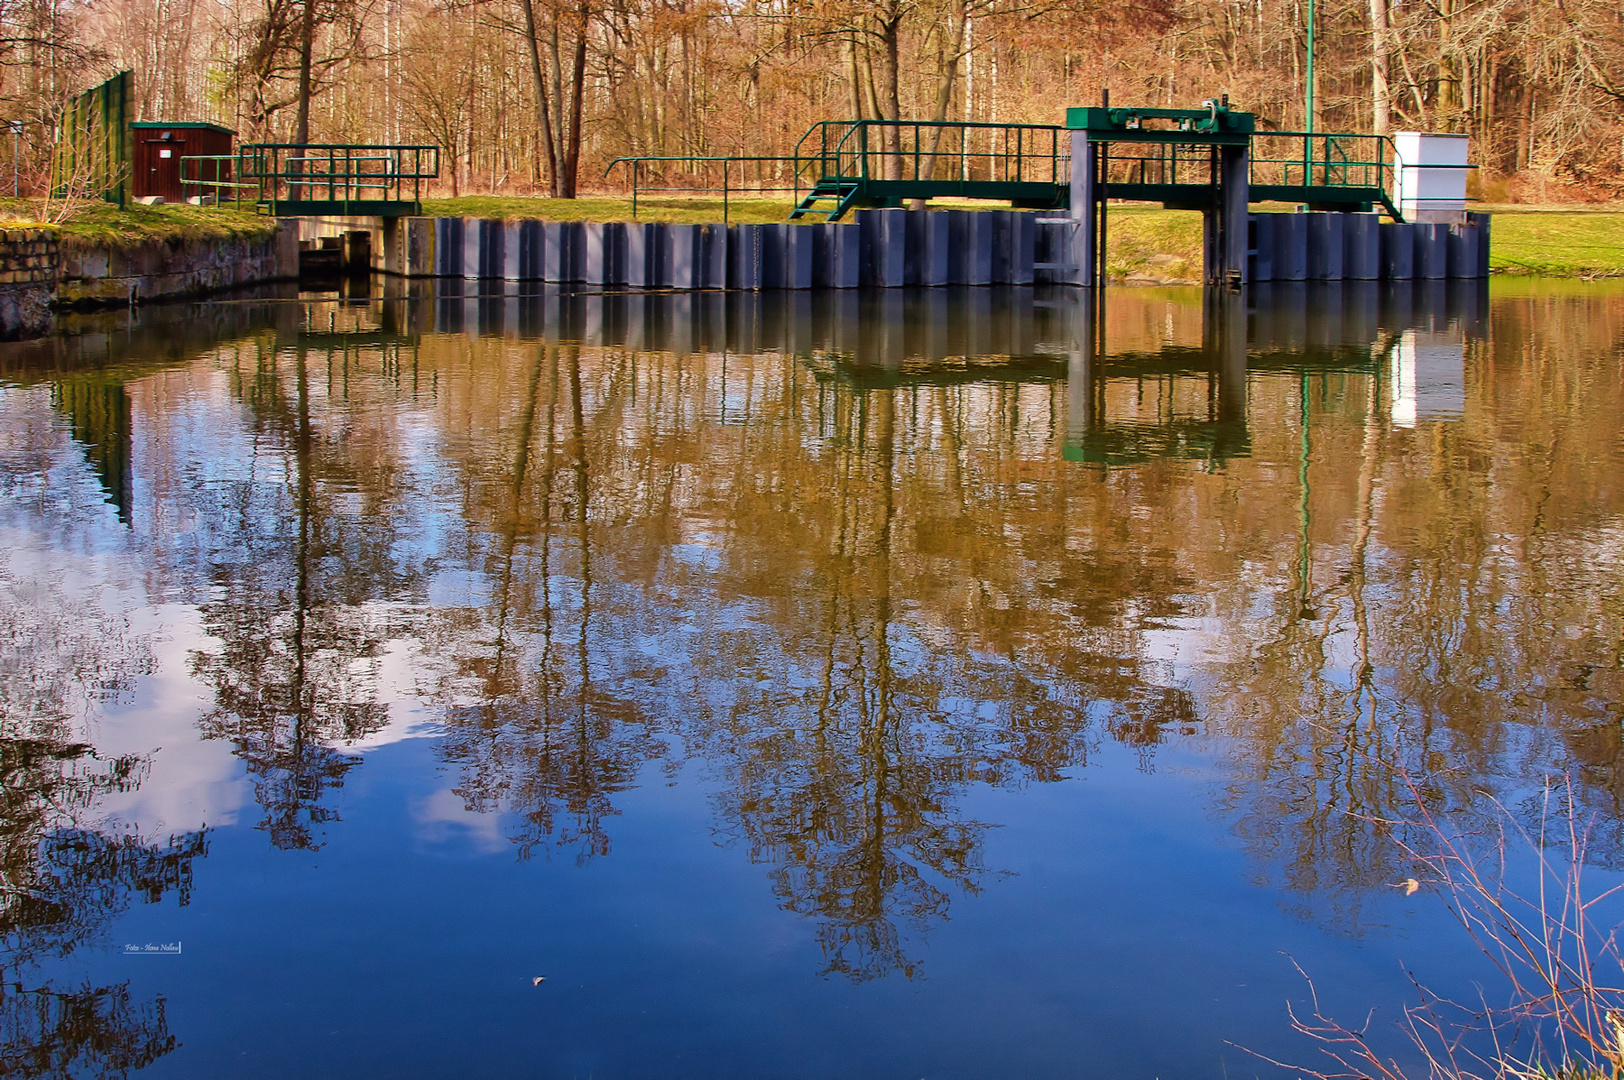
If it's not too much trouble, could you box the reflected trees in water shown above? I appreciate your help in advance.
[0,523,201,1076]
[424,342,665,862]
[188,335,424,850]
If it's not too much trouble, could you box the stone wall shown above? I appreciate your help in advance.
[0,227,60,339]
[57,222,299,307]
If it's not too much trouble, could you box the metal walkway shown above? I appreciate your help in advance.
[787,108,1402,222]
[239,144,440,217]
[790,121,1071,220]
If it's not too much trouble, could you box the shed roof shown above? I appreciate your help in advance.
[132,121,236,135]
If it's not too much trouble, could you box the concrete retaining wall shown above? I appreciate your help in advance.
[57,223,299,307]
[389,208,1052,289]
[303,208,1491,291]
[0,221,298,339]
[1248,211,1489,282]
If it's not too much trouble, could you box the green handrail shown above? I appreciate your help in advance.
[240,144,439,210]
[603,155,805,221]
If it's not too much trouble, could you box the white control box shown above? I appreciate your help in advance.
[1393,132,1470,223]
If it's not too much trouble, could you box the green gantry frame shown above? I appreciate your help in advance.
[786,103,1404,222]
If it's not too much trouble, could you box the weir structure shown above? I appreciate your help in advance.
[787,101,1430,288]
[257,100,1483,291]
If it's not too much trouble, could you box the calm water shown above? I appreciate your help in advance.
[3,278,1623,1079]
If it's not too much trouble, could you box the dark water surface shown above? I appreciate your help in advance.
[3,279,1623,1079]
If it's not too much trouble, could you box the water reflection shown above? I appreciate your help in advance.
[2,278,1622,1000]
[0,539,204,1074]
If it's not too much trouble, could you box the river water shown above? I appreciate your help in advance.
[2,278,1622,1079]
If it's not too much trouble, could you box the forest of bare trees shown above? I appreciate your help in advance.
[1,0,1621,199]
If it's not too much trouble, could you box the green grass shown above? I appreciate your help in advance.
[420,195,798,224]
[1101,206,1204,283]
[0,197,280,250]
[1105,205,1624,282]
[1479,206,1624,277]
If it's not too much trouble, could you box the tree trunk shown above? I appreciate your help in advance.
[520,0,561,196]
[922,6,967,181]
[1368,0,1391,134]
[877,15,903,181]
[294,0,316,143]
[561,0,589,198]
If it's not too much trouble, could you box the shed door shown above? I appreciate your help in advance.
[142,138,184,202]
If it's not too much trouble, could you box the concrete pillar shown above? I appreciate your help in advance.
[873,208,906,288]
[483,219,505,279]
[1275,213,1308,281]
[517,220,542,279]
[920,212,950,286]
[1009,211,1035,286]
[990,210,1013,284]
[583,222,609,286]
[436,218,463,276]
[1249,214,1274,282]
[604,222,627,286]
[785,225,814,289]
[760,224,786,288]
[501,222,521,281]
[702,224,727,289]
[565,222,587,283]
[808,224,834,288]
[668,224,700,289]
[542,222,569,282]
[1203,146,1249,286]
[944,210,969,284]
[831,223,861,288]
[964,210,993,285]
[1068,131,1097,287]
[1222,147,1249,285]
[1380,222,1414,279]
[1307,213,1345,280]
[1034,218,1084,285]
[731,224,762,290]
[904,210,925,287]
[623,223,650,288]
[1469,212,1492,278]
[461,217,477,277]
[1416,222,1448,279]
[403,218,433,277]
[1447,219,1479,279]
[1344,214,1380,280]
[381,218,402,276]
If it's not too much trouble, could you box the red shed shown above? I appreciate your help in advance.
[131,121,235,203]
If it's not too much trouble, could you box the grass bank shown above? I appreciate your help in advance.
[1478,205,1624,277]
[0,197,279,250]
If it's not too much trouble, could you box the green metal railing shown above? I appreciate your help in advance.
[794,120,1067,191]
[603,155,804,221]
[240,144,439,215]
[179,155,260,206]
[1249,131,1391,190]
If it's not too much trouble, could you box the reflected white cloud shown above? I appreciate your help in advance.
[411,787,507,853]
